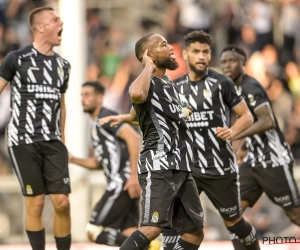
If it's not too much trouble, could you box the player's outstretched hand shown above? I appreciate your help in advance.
[99,115,122,127]
[68,153,73,163]
[215,127,234,140]
[123,175,141,199]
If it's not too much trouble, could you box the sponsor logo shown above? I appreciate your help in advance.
[274,195,291,206]
[22,52,35,57]
[220,205,237,214]
[189,111,214,122]
[27,85,61,100]
[151,211,159,223]
[26,185,33,195]
[175,79,188,86]
[63,178,70,184]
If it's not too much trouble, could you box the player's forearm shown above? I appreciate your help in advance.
[119,114,139,126]
[233,116,273,140]
[129,62,154,104]
[231,111,253,139]
[69,156,99,169]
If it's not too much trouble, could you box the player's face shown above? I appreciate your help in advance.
[183,42,211,76]
[81,86,98,114]
[41,10,64,46]
[148,34,178,70]
[220,51,243,82]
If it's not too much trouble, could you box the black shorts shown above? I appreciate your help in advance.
[8,140,70,196]
[240,162,300,210]
[90,186,139,231]
[193,169,242,221]
[139,170,204,235]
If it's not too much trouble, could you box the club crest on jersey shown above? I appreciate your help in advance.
[203,88,211,99]
[58,67,64,77]
[151,212,159,223]
[248,94,256,106]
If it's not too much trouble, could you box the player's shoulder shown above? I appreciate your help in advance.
[207,68,232,83]
[6,45,33,59]
[242,74,260,85]
[99,107,118,118]
[53,52,71,66]
[173,74,189,86]
[241,74,264,90]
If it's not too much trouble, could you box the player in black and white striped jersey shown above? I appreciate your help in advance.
[101,33,205,250]
[220,45,300,247]
[0,6,71,250]
[163,30,260,250]
[69,81,141,247]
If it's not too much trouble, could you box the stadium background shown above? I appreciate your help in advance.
[0,0,300,249]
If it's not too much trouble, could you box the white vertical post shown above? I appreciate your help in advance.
[58,0,90,242]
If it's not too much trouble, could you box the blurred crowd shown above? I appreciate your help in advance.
[0,0,300,242]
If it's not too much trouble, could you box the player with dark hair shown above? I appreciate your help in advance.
[220,44,300,248]
[0,6,71,250]
[162,30,260,250]
[113,33,205,250]
[68,81,143,247]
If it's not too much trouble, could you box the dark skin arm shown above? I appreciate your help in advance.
[98,106,139,127]
[233,103,275,140]
[129,50,155,104]
[234,103,276,165]
[216,100,253,140]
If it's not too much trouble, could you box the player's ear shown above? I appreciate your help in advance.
[182,49,187,61]
[147,50,155,62]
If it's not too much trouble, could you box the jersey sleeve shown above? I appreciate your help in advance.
[99,109,126,136]
[61,66,71,94]
[241,81,268,110]
[0,51,17,82]
[221,77,243,108]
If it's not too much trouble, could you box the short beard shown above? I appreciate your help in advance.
[155,55,179,70]
[189,62,207,77]
[83,107,95,115]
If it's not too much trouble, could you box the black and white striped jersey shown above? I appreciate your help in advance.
[133,75,194,174]
[0,45,71,147]
[92,108,131,188]
[174,70,243,175]
[238,74,294,167]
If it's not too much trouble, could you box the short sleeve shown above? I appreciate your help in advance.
[101,121,125,137]
[0,52,17,82]
[221,76,243,108]
[61,66,71,94]
[98,108,125,137]
[242,81,268,110]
